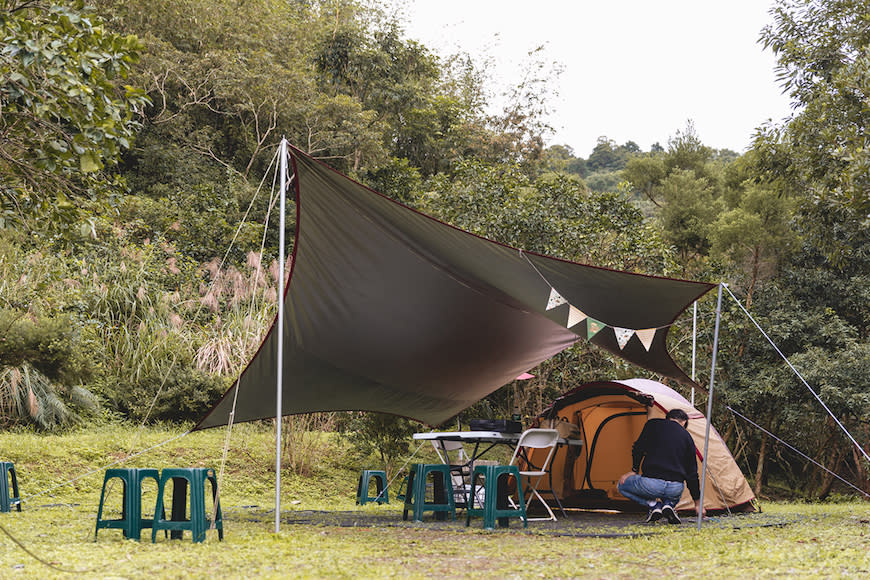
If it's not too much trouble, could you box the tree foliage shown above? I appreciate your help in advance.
[713,0,870,493]
[755,0,870,263]
[414,160,676,274]
[717,225,870,497]
[0,0,148,234]
[336,411,417,479]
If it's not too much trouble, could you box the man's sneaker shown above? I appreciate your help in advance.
[645,507,663,523]
[662,504,681,524]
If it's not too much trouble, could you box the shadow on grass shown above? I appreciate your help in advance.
[223,506,803,538]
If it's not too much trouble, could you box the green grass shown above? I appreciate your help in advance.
[0,425,868,579]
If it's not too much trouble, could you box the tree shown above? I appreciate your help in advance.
[622,121,721,207]
[0,1,149,235]
[709,183,796,307]
[656,169,723,270]
[336,412,417,480]
[585,137,632,173]
[622,154,667,207]
[718,0,870,497]
[481,45,561,172]
[717,231,870,498]
[756,0,870,263]
[663,121,714,178]
[414,159,677,273]
[583,137,643,193]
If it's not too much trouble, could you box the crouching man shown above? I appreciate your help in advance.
[617,408,704,524]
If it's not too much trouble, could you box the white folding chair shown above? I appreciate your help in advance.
[431,440,476,506]
[508,428,560,521]
[431,439,469,467]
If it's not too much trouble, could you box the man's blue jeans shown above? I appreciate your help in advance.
[618,474,684,509]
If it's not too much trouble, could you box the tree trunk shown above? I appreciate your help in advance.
[817,450,842,499]
[754,435,768,497]
[722,421,735,450]
[744,245,761,310]
[852,444,870,495]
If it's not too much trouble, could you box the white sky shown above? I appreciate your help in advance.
[388,0,794,157]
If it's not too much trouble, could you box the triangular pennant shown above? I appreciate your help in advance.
[567,306,587,328]
[586,318,605,340]
[546,288,567,310]
[613,327,634,350]
[635,328,657,352]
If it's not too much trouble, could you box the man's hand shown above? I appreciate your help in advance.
[694,500,706,517]
[618,471,636,485]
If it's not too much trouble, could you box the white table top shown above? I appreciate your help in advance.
[413,430,518,441]
[413,430,583,446]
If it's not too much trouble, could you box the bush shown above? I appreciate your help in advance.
[0,363,97,429]
[99,365,229,424]
[335,412,418,480]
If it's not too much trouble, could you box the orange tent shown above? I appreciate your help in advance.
[532,378,756,513]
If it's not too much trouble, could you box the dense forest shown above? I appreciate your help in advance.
[1,0,868,500]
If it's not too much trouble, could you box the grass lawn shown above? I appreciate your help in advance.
[0,424,867,578]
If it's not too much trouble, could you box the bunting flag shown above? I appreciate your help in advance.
[613,327,634,350]
[567,306,587,328]
[549,285,664,352]
[546,288,567,310]
[586,318,605,340]
[635,328,657,352]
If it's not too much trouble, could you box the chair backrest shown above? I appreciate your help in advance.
[517,429,559,449]
[431,440,469,464]
[510,429,559,471]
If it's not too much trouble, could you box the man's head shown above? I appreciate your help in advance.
[666,408,689,428]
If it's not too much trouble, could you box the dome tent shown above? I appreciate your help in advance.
[531,378,756,513]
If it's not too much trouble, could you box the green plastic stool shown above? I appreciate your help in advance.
[402,463,455,522]
[151,468,223,543]
[465,464,527,530]
[0,462,21,513]
[356,470,389,505]
[95,468,161,540]
[395,474,409,501]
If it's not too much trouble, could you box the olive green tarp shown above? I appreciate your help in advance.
[195,147,715,430]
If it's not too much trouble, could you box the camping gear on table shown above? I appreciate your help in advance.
[528,378,756,513]
[469,419,522,433]
[541,416,582,439]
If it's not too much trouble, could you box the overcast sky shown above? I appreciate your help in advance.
[388,0,794,157]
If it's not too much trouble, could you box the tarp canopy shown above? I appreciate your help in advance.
[195,146,715,430]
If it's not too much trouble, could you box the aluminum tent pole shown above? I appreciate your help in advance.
[275,137,288,533]
[698,283,723,530]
